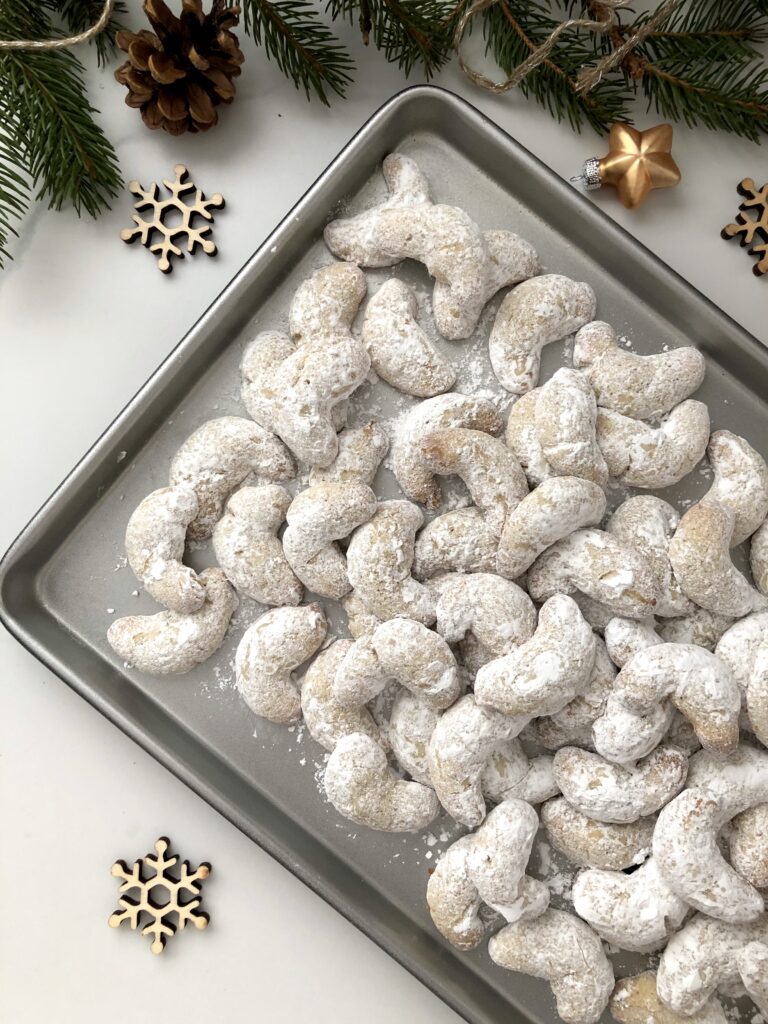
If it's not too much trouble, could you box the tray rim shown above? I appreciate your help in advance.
[2,84,767,1024]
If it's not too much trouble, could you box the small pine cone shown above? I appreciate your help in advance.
[115,0,244,136]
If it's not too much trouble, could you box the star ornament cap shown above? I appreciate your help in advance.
[576,123,681,209]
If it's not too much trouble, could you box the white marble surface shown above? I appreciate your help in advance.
[1,5,765,1022]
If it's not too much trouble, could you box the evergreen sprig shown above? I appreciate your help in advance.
[239,0,355,103]
[6,49,123,214]
[4,0,768,269]
[234,0,768,142]
[482,0,629,133]
[0,0,122,266]
[626,0,768,141]
[53,0,129,67]
[641,53,768,142]
[327,0,460,78]
[639,0,768,60]
[0,114,29,264]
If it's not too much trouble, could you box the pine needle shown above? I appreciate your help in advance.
[240,0,355,104]
[482,0,631,133]
[0,122,29,264]
[328,0,460,78]
[641,52,768,141]
[6,49,123,215]
[631,0,768,140]
[0,0,122,266]
[53,0,130,67]
[639,0,768,61]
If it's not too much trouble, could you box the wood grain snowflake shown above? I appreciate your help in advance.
[108,836,211,954]
[121,164,224,274]
[721,178,768,277]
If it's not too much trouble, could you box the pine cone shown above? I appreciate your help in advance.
[115,0,244,136]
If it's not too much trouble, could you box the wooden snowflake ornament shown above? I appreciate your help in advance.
[108,836,211,954]
[121,164,224,273]
[722,178,768,276]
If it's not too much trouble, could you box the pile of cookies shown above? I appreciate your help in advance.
[107,154,768,1024]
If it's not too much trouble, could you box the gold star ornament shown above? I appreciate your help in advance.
[575,123,681,209]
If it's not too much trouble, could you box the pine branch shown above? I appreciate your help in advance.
[239,0,355,104]
[0,0,767,271]
[0,1,50,266]
[0,0,122,265]
[637,0,768,61]
[0,121,30,265]
[640,52,768,142]
[6,48,123,214]
[615,0,768,141]
[53,0,130,67]
[483,0,631,133]
[328,0,460,77]
[652,0,767,37]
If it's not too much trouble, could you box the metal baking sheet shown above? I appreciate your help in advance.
[2,87,766,1024]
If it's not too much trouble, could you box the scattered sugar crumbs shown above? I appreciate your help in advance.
[199,653,236,698]
[313,753,330,792]
[726,1007,766,1024]
[535,839,576,902]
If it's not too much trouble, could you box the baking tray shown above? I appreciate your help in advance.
[2,86,767,1024]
